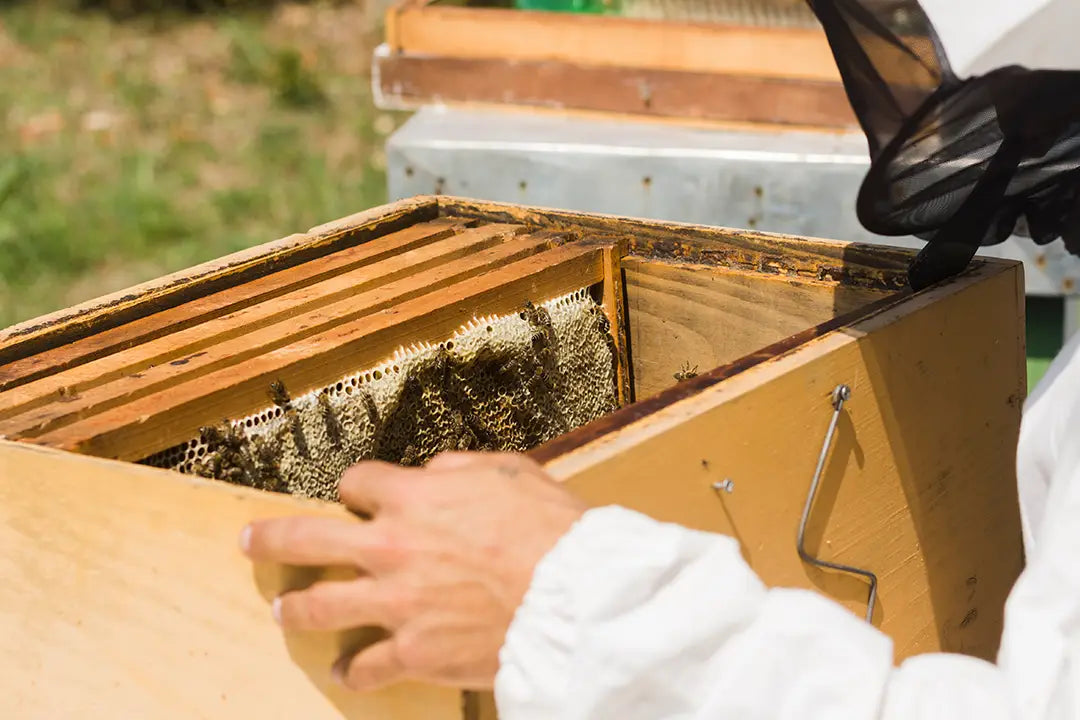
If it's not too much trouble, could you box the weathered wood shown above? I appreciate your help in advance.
[623,257,894,399]
[535,260,1026,663]
[374,52,859,129]
[386,4,844,81]
[0,218,472,392]
[32,244,608,461]
[2,228,560,438]
[0,196,440,365]
[601,245,632,406]
[0,195,1030,719]
[0,440,464,719]
[463,691,498,720]
[434,196,913,292]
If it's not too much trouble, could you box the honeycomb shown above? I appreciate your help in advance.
[140,288,618,501]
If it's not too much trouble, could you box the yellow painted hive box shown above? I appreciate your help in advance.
[0,196,1026,718]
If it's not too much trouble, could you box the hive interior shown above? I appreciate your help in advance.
[141,288,618,501]
[0,200,908,503]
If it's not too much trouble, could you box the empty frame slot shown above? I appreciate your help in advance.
[621,256,896,399]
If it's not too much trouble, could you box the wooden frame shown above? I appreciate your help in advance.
[385,2,842,80]
[373,47,859,129]
[0,225,561,438]
[1,196,1026,718]
[374,1,861,128]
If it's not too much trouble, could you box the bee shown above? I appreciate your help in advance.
[535,304,554,330]
[267,379,308,457]
[673,362,699,383]
[194,418,259,486]
[449,409,478,450]
[250,435,282,485]
[520,300,541,326]
[586,302,609,330]
[288,413,310,459]
[317,390,343,448]
[360,389,380,426]
[530,327,551,353]
[268,379,292,409]
[400,443,420,467]
[523,301,556,355]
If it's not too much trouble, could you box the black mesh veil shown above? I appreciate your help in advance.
[806,0,1080,290]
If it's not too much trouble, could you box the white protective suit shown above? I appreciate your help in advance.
[494,3,1080,717]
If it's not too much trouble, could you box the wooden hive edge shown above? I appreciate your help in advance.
[530,258,1025,662]
[435,195,1022,286]
[0,196,441,365]
[530,258,1021,467]
[0,217,476,394]
[0,223,543,436]
[384,1,844,81]
[27,243,610,461]
[372,50,860,129]
[0,438,466,718]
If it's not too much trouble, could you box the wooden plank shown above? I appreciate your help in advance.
[623,257,893,399]
[435,196,914,292]
[387,5,844,82]
[374,52,859,129]
[0,440,464,719]
[378,96,865,137]
[463,691,498,720]
[32,244,608,461]
[601,245,632,406]
[534,261,1026,663]
[0,223,527,428]
[0,196,439,365]
[2,227,558,438]
[0,218,472,392]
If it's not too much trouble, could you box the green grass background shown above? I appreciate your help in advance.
[0,0,403,327]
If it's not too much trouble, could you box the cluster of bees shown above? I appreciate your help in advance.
[180,298,619,490]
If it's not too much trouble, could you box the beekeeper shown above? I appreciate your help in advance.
[240,1,1080,716]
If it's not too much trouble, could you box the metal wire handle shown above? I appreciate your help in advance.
[796,384,878,624]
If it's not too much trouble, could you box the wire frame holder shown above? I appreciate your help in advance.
[796,384,878,624]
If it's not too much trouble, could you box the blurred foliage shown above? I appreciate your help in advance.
[0,0,406,326]
[71,0,357,19]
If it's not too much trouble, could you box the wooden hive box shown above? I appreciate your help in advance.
[374,0,861,128]
[0,196,1025,718]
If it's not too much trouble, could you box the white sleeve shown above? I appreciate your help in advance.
[494,488,1080,719]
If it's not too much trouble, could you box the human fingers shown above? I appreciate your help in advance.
[424,451,479,471]
[275,577,399,631]
[338,460,418,515]
[241,516,373,567]
[426,450,541,478]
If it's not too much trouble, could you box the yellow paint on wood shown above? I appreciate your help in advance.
[623,257,893,399]
[388,5,843,81]
[545,262,1026,663]
[0,441,463,719]
[32,245,607,461]
[0,197,439,363]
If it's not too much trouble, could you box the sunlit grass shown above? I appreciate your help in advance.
[0,0,403,326]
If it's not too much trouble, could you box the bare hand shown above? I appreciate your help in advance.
[240,452,587,692]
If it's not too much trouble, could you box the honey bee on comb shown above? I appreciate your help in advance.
[140,288,618,501]
[316,389,343,448]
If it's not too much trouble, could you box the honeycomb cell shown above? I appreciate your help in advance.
[136,288,617,502]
